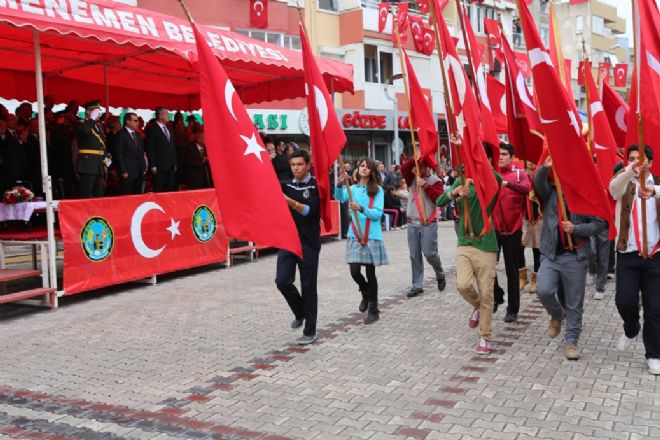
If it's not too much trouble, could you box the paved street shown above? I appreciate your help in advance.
[1,222,658,440]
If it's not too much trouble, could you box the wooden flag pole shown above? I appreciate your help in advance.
[296,6,363,241]
[428,0,473,235]
[393,9,428,224]
[633,0,648,258]
[515,0,572,249]
[582,40,594,154]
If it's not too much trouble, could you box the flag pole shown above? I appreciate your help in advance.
[393,8,428,224]
[582,40,594,155]
[549,0,570,92]
[632,0,648,257]
[427,0,473,235]
[296,6,363,241]
[515,0,572,249]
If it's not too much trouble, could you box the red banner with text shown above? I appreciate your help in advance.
[59,190,228,295]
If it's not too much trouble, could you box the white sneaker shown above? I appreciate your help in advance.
[586,273,596,286]
[648,358,660,375]
[594,290,605,300]
[616,333,636,351]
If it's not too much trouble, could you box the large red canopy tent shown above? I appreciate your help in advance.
[0,0,354,302]
[0,0,354,109]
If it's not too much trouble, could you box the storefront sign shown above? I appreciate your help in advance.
[342,112,387,129]
[336,109,439,131]
[246,109,304,134]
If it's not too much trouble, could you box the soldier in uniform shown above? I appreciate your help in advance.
[75,100,108,198]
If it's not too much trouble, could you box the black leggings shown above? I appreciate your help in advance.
[349,263,378,302]
[519,246,542,272]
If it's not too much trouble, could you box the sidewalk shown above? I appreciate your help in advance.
[0,222,655,439]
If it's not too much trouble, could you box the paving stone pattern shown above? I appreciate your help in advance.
[1,223,658,439]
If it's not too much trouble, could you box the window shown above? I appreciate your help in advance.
[592,16,605,35]
[235,29,301,51]
[576,15,583,34]
[364,45,393,84]
[318,0,338,12]
[364,45,378,83]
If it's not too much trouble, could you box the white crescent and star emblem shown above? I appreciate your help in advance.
[379,6,388,23]
[423,32,433,47]
[313,85,329,131]
[225,80,237,121]
[241,133,267,163]
[411,21,422,38]
[476,65,491,111]
[529,48,553,69]
[615,66,626,79]
[590,101,603,117]
[595,144,609,151]
[516,72,536,111]
[253,0,264,16]
[615,106,628,131]
[567,110,581,136]
[130,201,180,259]
[444,54,467,134]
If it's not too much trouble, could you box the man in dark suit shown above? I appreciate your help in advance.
[75,100,107,198]
[146,106,177,192]
[25,118,43,196]
[182,125,210,189]
[114,112,146,195]
[1,114,29,191]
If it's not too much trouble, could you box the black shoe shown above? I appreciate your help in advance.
[504,312,518,323]
[406,287,424,298]
[290,319,303,329]
[359,288,368,313]
[364,302,380,324]
[493,299,504,313]
[437,277,447,291]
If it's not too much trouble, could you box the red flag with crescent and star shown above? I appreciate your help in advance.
[249,0,268,29]
[192,22,301,256]
[613,63,628,87]
[438,13,499,232]
[410,15,424,52]
[626,0,660,175]
[378,2,389,33]
[392,2,408,44]
[299,23,347,230]
[517,0,615,238]
[602,80,629,150]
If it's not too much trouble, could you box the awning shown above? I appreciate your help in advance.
[0,0,354,109]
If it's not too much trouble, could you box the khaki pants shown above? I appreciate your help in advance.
[456,246,497,340]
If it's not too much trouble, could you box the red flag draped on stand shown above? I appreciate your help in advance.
[459,4,500,156]
[378,2,389,33]
[421,23,435,56]
[626,0,660,175]
[501,32,544,164]
[438,14,499,232]
[517,0,615,237]
[299,23,347,229]
[410,16,424,53]
[191,24,301,256]
[613,63,628,87]
[249,0,268,29]
[602,80,629,150]
[402,48,438,165]
[585,63,619,196]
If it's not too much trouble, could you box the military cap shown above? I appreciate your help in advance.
[82,100,102,110]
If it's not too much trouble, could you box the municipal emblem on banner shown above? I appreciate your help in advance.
[80,217,114,262]
[192,205,217,242]
[303,189,310,199]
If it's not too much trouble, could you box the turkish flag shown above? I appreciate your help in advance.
[484,18,502,70]
[517,0,615,237]
[613,63,628,87]
[502,32,544,164]
[487,75,507,133]
[300,23,347,230]
[626,0,660,175]
[577,60,592,85]
[421,24,435,56]
[515,52,532,78]
[438,13,499,232]
[410,15,424,52]
[460,3,500,169]
[249,0,268,29]
[585,63,619,198]
[378,2,389,33]
[60,190,229,295]
[395,3,409,44]
[418,0,429,13]
[403,47,438,166]
[598,62,611,84]
[192,24,301,256]
[602,80,629,149]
